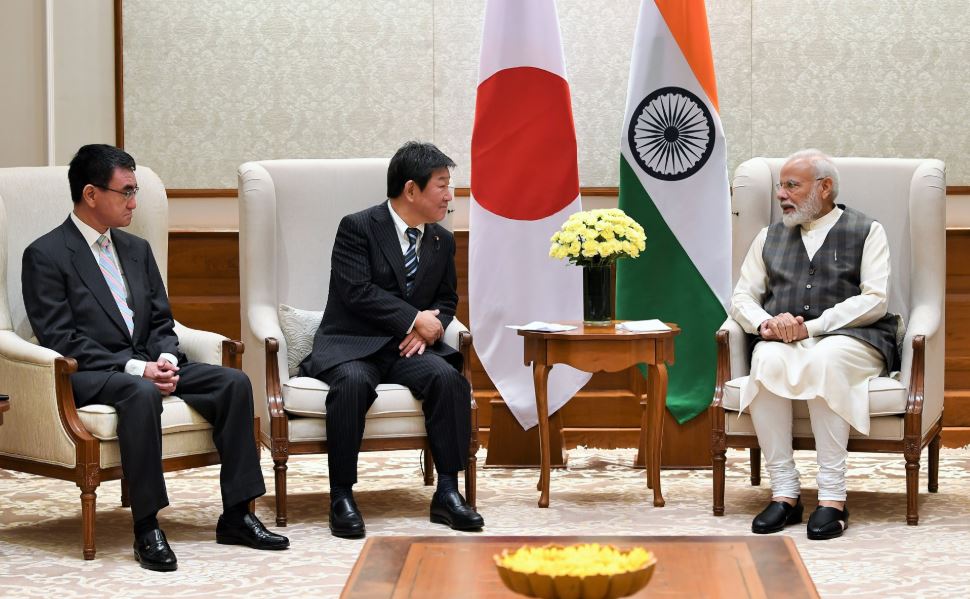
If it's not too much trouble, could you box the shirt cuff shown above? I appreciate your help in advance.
[804,320,823,338]
[125,359,147,377]
[407,314,418,335]
[159,353,179,367]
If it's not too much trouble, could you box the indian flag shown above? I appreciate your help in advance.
[616,0,731,423]
[469,0,591,429]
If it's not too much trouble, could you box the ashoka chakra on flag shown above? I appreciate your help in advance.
[627,86,715,181]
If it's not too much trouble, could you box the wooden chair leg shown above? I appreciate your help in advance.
[273,456,288,527]
[466,453,478,509]
[712,447,726,516]
[904,448,920,525]
[423,448,435,486]
[80,481,98,560]
[928,433,940,493]
[120,477,130,508]
[750,448,761,486]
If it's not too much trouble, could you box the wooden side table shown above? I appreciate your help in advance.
[518,322,679,508]
[0,395,8,426]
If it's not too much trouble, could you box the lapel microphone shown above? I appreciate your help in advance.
[434,235,440,251]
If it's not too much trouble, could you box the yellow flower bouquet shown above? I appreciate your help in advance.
[494,543,657,599]
[549,208,646,267]
[548,209,646,325]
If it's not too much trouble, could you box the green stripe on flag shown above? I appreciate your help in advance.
[616,156,727,424]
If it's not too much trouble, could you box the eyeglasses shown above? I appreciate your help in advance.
[774,177,825,193]
[94,184,139,200]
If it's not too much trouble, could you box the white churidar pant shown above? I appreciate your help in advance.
[744,335,884,501]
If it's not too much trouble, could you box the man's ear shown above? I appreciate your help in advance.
[82,184,98,207]
[404,180,416,200]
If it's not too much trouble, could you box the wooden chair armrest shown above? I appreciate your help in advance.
[222,340,244,369]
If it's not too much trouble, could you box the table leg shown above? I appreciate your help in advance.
[533,363,552,508]
[647,363,668,507]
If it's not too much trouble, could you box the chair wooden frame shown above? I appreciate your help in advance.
[710,330,941,525]
[0,341,245,559]
[263,331,478,527]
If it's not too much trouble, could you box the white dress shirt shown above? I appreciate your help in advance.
[729,206,891,338]
[70,212,178,377]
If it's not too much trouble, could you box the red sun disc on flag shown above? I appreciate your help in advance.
[471,66,579,221]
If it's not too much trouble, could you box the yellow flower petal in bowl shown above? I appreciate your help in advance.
[494,544,657,599]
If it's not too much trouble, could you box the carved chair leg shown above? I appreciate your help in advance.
[712,448,726,516]
[423,447,435,486]
[466,453,478,509]
[750,448,761,486]
[904,449,920,526]
[79,481,98,560]
[273,456,288,527]
[928,433,940,493]
[120,477,130,508]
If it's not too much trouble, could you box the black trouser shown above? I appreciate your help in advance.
[319,343,470,487]
[74,362,266,521]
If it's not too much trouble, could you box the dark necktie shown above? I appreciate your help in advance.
[404,227,420,295]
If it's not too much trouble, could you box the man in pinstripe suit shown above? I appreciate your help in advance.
[299,142,484,538]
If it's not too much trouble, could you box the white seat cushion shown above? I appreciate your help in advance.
[282,376,424,419]
[722,375,907,417]
[281,376,428,442]
[76,396,213,441]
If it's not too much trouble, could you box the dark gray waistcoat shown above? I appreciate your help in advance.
[760,205,899,371]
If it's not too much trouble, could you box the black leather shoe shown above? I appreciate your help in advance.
[807,505,849,540]
[751,497,803,534]
[133,528,178,572]
[430,490,484,531]
[216,512,290,550]
[329,496,366,539]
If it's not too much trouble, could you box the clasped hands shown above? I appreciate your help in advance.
[143,358,179,395]
[399,309,443,358]
[759,312,808,343]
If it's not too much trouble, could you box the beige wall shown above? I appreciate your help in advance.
[0,0,115,168]
[0,0,47,167]
[2,1,969,230]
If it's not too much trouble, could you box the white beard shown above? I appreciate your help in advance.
[781,186,822,228]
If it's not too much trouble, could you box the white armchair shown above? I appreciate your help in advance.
[0,166,246,559]
[237,158,477,527]
[711,157,946,525]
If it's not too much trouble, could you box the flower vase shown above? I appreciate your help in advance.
[582,265,612,326]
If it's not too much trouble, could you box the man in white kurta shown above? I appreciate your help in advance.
[730,150,897,540]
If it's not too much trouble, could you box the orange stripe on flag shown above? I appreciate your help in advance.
[653,0,719,111]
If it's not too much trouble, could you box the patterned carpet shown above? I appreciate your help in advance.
[1,447,969,598]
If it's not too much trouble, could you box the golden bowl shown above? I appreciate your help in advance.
[494,544,657,599]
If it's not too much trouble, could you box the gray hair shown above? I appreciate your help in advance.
[785,148,839,201]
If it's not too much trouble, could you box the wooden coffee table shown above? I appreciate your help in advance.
[341,535,818,598]
[0,396,8,426]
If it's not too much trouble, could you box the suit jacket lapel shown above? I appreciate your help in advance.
[112,232,146,341]
[371,205,408,294]
[63,219,132,340]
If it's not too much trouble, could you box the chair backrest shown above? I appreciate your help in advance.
[730,157,946,324]
[0,166,169,341]
[238,159,391,438]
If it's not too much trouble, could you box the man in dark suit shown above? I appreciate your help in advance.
[299,141,484,538]
[21,144,288,571]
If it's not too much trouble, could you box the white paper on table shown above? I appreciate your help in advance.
[615,319,671,332]
[505,321,577,332]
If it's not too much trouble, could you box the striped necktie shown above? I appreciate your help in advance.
[404,227,420,295]
[96,234,134,335]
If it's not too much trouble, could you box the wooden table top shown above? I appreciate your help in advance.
[341,535,818,599]
[516,321,680,340]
